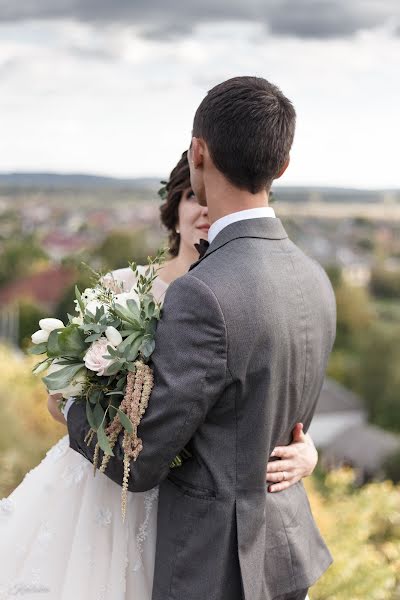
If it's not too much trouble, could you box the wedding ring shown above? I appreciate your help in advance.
[281,471,286,481]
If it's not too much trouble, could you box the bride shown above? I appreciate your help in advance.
[0,152,318,599]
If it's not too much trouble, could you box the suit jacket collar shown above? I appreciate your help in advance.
[189,217,288,271]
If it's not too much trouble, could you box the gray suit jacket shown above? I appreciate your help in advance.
[67,217,336,600]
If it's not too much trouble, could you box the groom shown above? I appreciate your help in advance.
[66,76,336,600]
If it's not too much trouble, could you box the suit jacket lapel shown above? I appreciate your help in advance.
[189,217,288,271]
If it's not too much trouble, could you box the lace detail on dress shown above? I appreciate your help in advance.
[0,498,13,516]
[95,506,112,527]
[45,435,70,462]
[0,580,50,598]
[61,459,91,487]
[0,568,50,598]
[20,436,70,486]
[36,521,54,550]
[131,487,159,572]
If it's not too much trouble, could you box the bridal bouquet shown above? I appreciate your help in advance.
[30,250,182,519]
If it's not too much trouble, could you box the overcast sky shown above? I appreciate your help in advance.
[0,0,399,188]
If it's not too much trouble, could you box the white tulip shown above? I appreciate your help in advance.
[39,318,65,332]
[71,315,83,325]
[31,329,50,344]
[105,326,122,346]
[32,360,51,375]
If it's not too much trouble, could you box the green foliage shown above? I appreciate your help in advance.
[54,270,93,322]
[324,264,342,289]
[334,280,376,349]
[0,345,65,497]
[307,469,400,599]
[383,449,400,484]
[370,268,400,299]
[93,229,155,272]
[327,275,400,432]
[0,235,48,287]
[18,300,47,349]
[356,324,400,432]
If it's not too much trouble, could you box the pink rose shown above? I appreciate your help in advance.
[84,337,116,376]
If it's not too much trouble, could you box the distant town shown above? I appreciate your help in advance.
[1,173,400,487]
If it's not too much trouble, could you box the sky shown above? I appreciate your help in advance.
[0,0,399,189]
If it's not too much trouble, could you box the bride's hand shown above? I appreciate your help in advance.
[47,393,67,426]
[266,423,318,492]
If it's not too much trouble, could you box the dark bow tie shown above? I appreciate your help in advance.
[194,238,210,258]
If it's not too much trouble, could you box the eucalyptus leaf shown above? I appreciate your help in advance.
[32,358,51,374]
[104,361,122,376]
[127,335,144,362]
[75,285,85,314]
[93,404,105,429]
[97,424,114,456]
[57,325,87,357]
[113,304,141,328]
[126,299,140,320]
[43,363,85,391]
[105,345,118,357]
[140,338,155,359]
[86,402,96,430]
[145,318,157,337]
[46,329,63,357]
[85,333,101,343]
[108,405,117,420]
[118,331,142,353]
[89,389,102,404]
[28,342,48,355]
[115,377,126,391]
[117,409,133,433]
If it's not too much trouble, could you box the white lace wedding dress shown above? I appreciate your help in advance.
[0,268,168,600]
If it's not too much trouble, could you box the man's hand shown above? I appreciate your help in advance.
[47,393,67,426]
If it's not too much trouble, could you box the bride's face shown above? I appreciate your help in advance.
[177,187,210,252]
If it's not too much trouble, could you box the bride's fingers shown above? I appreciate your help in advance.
[268,475,300,493]
[266,459,293,473]
[266,470,296,483]
[270,446,296,460]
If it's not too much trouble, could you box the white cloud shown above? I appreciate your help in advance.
[0,20,399,188]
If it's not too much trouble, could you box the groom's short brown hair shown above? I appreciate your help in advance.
[192,76,296,194]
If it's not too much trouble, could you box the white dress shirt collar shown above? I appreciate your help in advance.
[208,206,276,245]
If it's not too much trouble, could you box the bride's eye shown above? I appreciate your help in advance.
[186,190,197,201]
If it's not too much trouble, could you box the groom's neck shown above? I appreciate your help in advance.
[205,173,270,225]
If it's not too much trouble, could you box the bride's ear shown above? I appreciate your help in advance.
[275,156,290,180]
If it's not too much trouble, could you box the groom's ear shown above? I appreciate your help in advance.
[275,155,290,180]
[191,137,205,169]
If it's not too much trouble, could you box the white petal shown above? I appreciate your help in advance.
[105,326,122,346]
[39,318,65,332]
[31,329,50,344]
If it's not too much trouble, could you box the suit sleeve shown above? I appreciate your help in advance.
[67,273,228,492]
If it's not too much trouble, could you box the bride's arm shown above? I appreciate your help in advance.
[47,393,67,426]
[266,423,318,492]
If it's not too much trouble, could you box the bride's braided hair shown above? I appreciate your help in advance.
[159,151,190,257]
